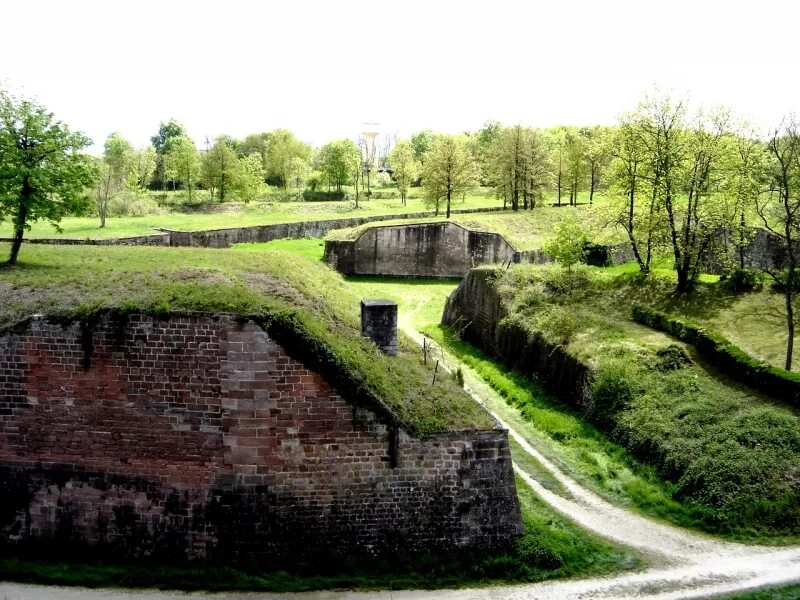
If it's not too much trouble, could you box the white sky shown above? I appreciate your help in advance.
[2,0,798,152]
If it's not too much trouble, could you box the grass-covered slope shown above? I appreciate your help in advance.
[0,242,493,434]
[461,264,800,536]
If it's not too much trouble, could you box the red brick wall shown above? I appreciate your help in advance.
[0,313,521,562]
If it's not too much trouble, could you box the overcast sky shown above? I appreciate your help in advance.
[2,0,798,152]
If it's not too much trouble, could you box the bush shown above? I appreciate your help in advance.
[632,306,800,405]
[590,358,640,427]
[724,268,760,292]
[108,193,164,217]
[655,344,692,371]
[534,306,579,345]
[582,243,613,267]
[302,190,347,202]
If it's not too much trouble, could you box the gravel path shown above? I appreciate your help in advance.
[2,333,799,599]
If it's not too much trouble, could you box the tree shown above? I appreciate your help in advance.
[474,120,502,186]
[546,127,568,206]
[315,139,360,193]
[387,140,418,205]
[564,127,585,205]
[544,215,587,291]
[607,115,661,273]
[164,136,200,201]
[150,118,187,191]
[95,132,134,227]
[756,117,800,370]
[489,126,549,211]
[421,135,476,218]
[286,156,310,194]
[0,90,96,264]
[130,144,156,190]
[201,137,241,201]
[237,153,266,203]
[240,129,313,189]
[584,126,610,204]
[410,130,437,164]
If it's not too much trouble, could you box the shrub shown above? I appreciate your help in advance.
[724,268,760,292]
[655,344,692,371]
[108,193,163,217]
[302,190,347,202]
[589,358,640,427]
[534,306,579,345]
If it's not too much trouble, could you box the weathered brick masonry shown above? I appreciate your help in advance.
[0,313,521,562]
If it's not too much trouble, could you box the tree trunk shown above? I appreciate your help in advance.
[739,210,746,270]
[446,188,452,219]
[784,205,796,370]
[7,188,29,265]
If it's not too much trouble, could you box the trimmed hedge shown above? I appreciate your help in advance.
[302,190,347,202]
[632,306,800,406]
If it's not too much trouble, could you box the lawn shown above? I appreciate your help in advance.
[0,187,502,240]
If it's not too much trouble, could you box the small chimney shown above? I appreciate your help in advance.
[361,300,397,356]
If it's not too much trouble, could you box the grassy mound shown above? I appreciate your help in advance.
[480,264,800,536]
[0,242,493,435]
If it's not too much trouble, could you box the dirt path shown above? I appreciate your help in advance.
[2,333,799,600]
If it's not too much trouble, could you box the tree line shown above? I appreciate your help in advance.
[2,88,799,324]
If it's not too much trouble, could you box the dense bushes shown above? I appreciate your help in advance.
[302,190,347,202]
[632,306,800,406]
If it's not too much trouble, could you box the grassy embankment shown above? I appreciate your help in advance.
[0,187,502,240]
[0,241,639,590]
[441,263,800,540]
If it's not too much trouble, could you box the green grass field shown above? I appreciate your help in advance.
[0,187,502,240]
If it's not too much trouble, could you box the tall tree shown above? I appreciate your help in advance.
[608,116,658,273]
[0,90,96,264]
[756,117,800,370]
[410,130,436,165]
[164,136,200,201]
[237,153,266,203]
[564,127,585,205]
[201,137,241,201]
[315,139,360,193]
[490,126,549,211]
[150,118,187,191]
[421,135,476,218]
[265,129,312,188]
[130,144,157,190]
[96,132,134,227]
[387,139,418,206]
[584,126,610,204]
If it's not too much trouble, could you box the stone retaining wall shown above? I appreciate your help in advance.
[325,222,519,278]
[0,312,522,563]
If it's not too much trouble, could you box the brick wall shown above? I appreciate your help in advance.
[0,313,521,563]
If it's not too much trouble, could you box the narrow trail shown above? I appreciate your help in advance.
[2,332,799,600]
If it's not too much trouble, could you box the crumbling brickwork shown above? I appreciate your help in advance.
[0,313,521,563]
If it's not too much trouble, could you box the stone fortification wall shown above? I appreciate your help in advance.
[325,222,518,278]
[0,312,521,563]
[0,234,170,246]
[166,208,505,249]
[442,269,592,410]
